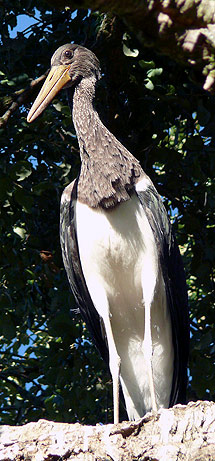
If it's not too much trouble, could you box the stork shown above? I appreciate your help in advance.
[27,43,189,423]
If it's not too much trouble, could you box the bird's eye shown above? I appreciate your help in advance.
[63,49,73,60]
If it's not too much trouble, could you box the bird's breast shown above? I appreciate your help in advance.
[75,193,159,317]
[75,192,173,417]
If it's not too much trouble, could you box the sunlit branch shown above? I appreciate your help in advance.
[0,70,49,128]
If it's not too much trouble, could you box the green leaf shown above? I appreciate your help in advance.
[0,177,13,201]
[144,79,154,90]
[13,226,26,239]
[123,43,139,57]
[59,163,71,178]
[14,187,34,213]
[12,73,28,84]
[147,68,163,78]
[139,59,155,69]
[52,102,62,112]
[32,181,53,195]
[0,293,12,309]
[0,313,16,340]
[10,161,32,182]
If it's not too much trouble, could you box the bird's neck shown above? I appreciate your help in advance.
[71,76,104,161]
[69,76,142,209]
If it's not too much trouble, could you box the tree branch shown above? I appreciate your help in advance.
[0,70,49,128]
[0,401,215,460]
[45,0,215,92]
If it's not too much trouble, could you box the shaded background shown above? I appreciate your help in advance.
[0,1,214,424]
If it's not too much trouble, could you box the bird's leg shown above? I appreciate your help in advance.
[143,300,157,412]
[102,313,121,424]
[84,277,121,424]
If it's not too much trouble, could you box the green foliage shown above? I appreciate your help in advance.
[0,3,214,425]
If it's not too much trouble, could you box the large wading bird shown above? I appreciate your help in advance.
[27,44,189,423]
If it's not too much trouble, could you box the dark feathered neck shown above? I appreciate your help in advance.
[69,76,143,209]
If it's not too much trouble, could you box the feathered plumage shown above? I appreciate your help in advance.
[28,43,189,423]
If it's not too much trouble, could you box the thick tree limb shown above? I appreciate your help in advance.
[46,0,215,92]
[1,401,215,460]
[2,1,214,127]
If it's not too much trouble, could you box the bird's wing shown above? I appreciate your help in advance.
[136,178,189,406]
[60,178,109,366]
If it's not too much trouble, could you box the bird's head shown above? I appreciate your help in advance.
[27,44,101,123]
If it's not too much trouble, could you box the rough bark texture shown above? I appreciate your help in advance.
[1,401,215,460]
[45,0,215,92]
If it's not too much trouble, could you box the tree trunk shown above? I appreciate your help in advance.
[45,0,215,92]
[1,401,215,460]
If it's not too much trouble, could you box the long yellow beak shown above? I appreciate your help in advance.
[27,65,71,123]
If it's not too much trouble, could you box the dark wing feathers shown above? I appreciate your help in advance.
[136,183,189,406]
[60,179,109,366]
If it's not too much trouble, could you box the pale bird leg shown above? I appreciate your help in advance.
[141,253,158,413]
[143,299,157,412]
[83,278,121,424]
[103,313,121,424]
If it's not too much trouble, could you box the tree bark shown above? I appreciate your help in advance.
[0,70,49,128]
[1,401,215,460]
[44,0,215,92]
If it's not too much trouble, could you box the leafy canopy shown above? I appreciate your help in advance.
[0,2,214,424]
